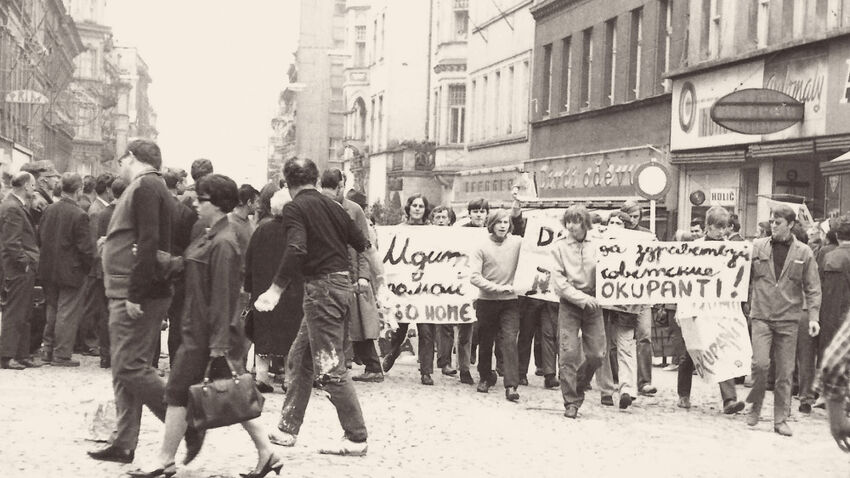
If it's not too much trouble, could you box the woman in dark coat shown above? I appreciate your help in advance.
[244,188,302,391]
[131,174,280,478]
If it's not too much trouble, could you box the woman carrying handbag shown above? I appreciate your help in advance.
[129,174,281,478]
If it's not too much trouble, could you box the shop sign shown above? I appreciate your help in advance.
[525,149,659,199]
[672,62,764,151]
[708,188,737,206]
[762,48,828,141]
[4,89,48,104]
[710,89,804,135]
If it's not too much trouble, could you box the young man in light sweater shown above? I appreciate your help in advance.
[551,206,607,418]
[469,209,522,402]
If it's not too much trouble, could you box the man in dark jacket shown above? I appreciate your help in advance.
[38,173,95,367]
[0,172,41,369]
[88,140,203,465]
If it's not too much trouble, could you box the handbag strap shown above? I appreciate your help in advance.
[202,355,239,384]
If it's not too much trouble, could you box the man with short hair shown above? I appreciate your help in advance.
[728,214,744,241]
[230,184,260,257]
[38,173,96,367]
[257,157,371,456]
[20,160,60,227]
[181,158,214,210]
[620,200,658,396]
[552,206,606,418]
[463,198,494,378]
[747,205,821,436]
[676,206,745,414]
[79,175,96,212]
[320,169,384,383]
[89,140,204,465]
[0,172,41,369]
[689,219,705,238]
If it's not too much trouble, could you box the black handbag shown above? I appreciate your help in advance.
[187,357,265,430]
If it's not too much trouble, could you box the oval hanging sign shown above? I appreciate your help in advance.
[710,88,804,135]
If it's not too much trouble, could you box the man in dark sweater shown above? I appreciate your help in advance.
[89,140,203,465]
[256,157,370,456]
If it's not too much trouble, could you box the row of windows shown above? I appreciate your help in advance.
[537,0,671,116]
[469,59,530,143]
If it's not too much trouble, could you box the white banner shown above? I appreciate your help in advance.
[376,225,483,324]
[677,302,752,383]
[514,216,564,303]
[596,240,752,305]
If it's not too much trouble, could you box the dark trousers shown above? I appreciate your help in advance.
[517,297,558,377]
[677,352,738,403]
[278,275,367,442]
[386,322,436,375]
[0,270,35,359]
[43,283,85,360]
[796,315,817,404]
[109,296,171,450]
[353,339,381,373]
[84,278,110,360]
[747,318,798,425]
[437,325,454,369]
[558,300,605,407]
[167,277,186,366]
[76,276,101,352]
[475,299,520,388]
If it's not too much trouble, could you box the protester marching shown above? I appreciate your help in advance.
[2,144,850,477]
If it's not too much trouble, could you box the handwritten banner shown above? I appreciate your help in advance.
[514,216,564,303]
[376,225,482,324]
[596,240,752,305]
[516,215,654,305]
[677,302,752,383]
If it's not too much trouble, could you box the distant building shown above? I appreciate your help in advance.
[112,45,156,144]
[459,0,534,210]
[669,0,850,233]
[267,63,299,184]
[528,0,685,238]
[0,0,84,173]
[340,0,437,209]
[292,0,347,172]
[65,0,128,176]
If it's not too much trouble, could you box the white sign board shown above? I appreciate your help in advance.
[376,225,482,324]
[677,301,752,383]
[709,188,737,206]
[595,240,752,305]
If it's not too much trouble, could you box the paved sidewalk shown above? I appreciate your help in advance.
[0,353,846,478]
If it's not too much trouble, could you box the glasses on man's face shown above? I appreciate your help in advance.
[117,151,133,167]
[770,218,786,225]
[196,195,211,203]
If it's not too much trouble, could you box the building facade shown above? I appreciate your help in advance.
[112,45,156,144]
[293,0,347,173]
[457,0,534,210]
[65,0,127,176]
[341,0,437,209]
[529,0,685,238]
[0,0,83,174]
[428,0,468,208]
[267,63,299,183]
[669,0,850,235]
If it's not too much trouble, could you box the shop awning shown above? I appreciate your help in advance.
[670,149,746,165]
[820,149,850,175]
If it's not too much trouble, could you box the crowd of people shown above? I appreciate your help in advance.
[1,139,850,477]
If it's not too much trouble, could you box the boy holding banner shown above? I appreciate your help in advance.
[747,204,821,437]
[469,209,522,402]
[676,206,746,414]
[551,206,606,419]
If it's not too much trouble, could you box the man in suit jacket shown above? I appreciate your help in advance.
[0,172,41,369]
[747,203,822,437]
[38,173,95,367]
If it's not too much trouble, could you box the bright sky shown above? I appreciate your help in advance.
[105,0,299,186]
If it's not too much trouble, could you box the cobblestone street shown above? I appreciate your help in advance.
[0,351,847,478]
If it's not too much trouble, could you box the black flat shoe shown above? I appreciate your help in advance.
[87,444,135,463]
[128,462,176,477]
[240,454,283,478]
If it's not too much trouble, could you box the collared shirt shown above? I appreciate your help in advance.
[11,192,27,208]
[273,188,369,288]
[96,196,110,208]
[816,317,850,400]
